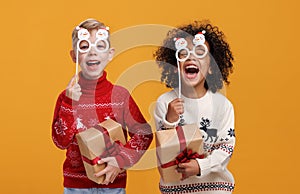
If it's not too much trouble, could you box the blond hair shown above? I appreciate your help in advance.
[71,18,110,49]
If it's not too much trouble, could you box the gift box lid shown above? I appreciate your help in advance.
[156,124,203,164]
[76,119,126,160]
[99,119,126,145]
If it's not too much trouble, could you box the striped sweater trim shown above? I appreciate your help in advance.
[159,182,234,193]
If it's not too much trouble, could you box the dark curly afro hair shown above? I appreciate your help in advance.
[154,20,234,93]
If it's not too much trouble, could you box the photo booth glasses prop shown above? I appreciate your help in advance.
[77,39,109,53]
[174,31,208,99]
[76,28,110,53]
[176,45,208,61]
[74,27,110,82]
[174,32,208,62]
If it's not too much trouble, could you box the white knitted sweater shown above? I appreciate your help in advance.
[154,89,235,194]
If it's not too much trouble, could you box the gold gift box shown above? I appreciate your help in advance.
[76,119,126,184]
[156,124,204,183]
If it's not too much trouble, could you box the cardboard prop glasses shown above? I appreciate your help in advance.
[76,27,110,53]
[175,31,208,62]
[75,27,110,80]
[174,30,208,98]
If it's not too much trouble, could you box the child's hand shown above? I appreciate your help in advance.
[166,98,184,123]
[94,157,122,185]
[176,159,200,180]
[66,75,82,101]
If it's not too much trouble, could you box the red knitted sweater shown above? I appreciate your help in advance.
[52,71,153,188]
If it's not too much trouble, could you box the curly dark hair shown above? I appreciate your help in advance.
[154,20,234,93]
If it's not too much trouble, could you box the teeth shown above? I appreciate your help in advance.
[185,65,199,74]
[86,61,100,66]
[185,65,198,69]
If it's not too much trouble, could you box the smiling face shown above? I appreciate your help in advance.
[71,29,114,80]
[179,36,211,90]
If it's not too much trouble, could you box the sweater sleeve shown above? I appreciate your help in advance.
[51,91,79,149]
[114,93,153,169]
[196,101,235,177]
[154,95,180,131]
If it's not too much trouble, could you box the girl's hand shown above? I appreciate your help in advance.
[166,98,184,123]
[66,75,82,101]
[176,159,200,180]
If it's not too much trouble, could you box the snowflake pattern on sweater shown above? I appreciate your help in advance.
[52,71,153,189]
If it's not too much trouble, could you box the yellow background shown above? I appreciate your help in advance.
[0,0,299,193]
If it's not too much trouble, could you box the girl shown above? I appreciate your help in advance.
[154,20,235,194]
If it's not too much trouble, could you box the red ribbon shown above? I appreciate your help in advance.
[81,124,123,165]
[176,126,186,152]
[160,148,204,168]
[159,126,204,169]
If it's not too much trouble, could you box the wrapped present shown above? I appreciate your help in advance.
[76,119,126,184]
[156,124,204,183]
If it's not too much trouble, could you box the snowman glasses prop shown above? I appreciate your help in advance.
[75,26,110,80]
[174,30,208,98]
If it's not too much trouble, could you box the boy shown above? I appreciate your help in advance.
[154,20,235,193]
[52,18,153,194]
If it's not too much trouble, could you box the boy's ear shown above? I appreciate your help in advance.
[108,47,115,61]
[70,50,76,63]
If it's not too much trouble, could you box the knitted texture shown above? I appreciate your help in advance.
[52,71,153,188]
[154,89,235,193]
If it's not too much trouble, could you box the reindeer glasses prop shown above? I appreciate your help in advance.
[74,26,110,82]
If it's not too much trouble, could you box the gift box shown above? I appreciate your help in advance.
[156,124,204,183]
[76,119,126,184]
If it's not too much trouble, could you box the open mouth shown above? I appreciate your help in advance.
[86,61,100,66]
[184,65,199,79]
[185,66,199,73]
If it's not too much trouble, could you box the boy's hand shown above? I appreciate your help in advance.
[166,98,184,123]
[94,157,122,185]
[66,75,82,101]
[176,159,200,180]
